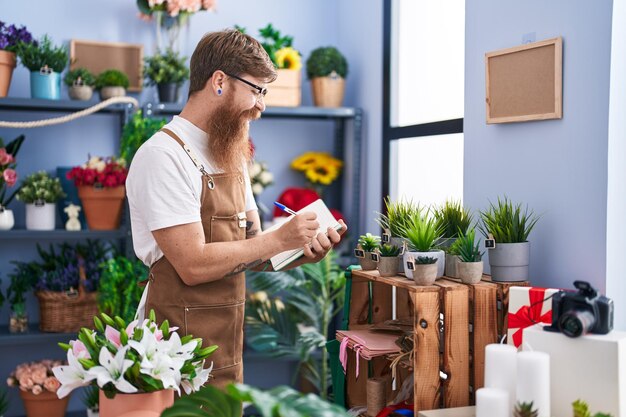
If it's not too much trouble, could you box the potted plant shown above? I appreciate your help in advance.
[443,238,462,278]
[403,212,445,280]
[357,233,380,270]
[95,69,129,100]
[64,68,95,101]
[144,49,189,103]
[0,135,24,230]
[478,196,540,282]
[6,260,37,333]
[456,228,484,284]
[407,255,438,286]
[376,197,424,272]
[306,46,348,107]
[432,199,473,276]
[16,171,65,231]
[376,243,401,277]
[0,22,34,97]
[52,310,217,417]
[66,156,128,230]
[83,385,99,417]
[7,360,67,417]
[16,35,68,100]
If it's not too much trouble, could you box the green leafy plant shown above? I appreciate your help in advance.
[405,213,443,252]
[378,243,400,257]
[64,67,96,87]
[358,233,380,252]
[16,35,68,73]
[144,49,189,86]
[98,256,148,323]
[572,399,613,417]
[82,385,99,411]
[456,228,483,263]
[161,383,349,417]
[415,256,437,265]
[306,47,348,79]
[119,110,167,162]
[445,237,462,255]
[432,199,472,239]
[16,171,65,204]
[513,401,538,417]
[95,69,129,90]
[6,260,38,316]
[0,387,8,415]
[375,197,424,239]
[478,196,540,243]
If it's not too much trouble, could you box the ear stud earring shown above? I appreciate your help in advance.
[217,88,222,96]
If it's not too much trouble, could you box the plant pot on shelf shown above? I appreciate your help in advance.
[358,251,377,271]
[0,50,16,97]
[263,69,301,107]
[99,389,174,417]
[157,83,180,103]
[25,202,56,230]
[311,73,345,107]
[19,390,70,417]
[488,242,530,282]
[411,263,438,286]
[445,254,460,278]
[78,185,125,230]
[457,260,483,284]
[68,85,93,101]
[390,236,408,273]
[99,86,126,100]
[9,307,28,333]
[0,207,14,230]
[402,250,445,279]
[30,68,61,100]
[378,256,399,277]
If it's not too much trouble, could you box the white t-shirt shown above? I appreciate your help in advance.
[126,116,257,267]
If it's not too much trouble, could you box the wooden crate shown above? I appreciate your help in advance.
[343,269,529,413]
[264,69,301,107]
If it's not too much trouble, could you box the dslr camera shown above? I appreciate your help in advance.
[547,280,614,338]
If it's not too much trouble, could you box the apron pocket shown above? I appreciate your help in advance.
[209,214,245,243]
[183,301,244,370]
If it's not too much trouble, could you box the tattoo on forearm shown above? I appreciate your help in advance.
[223,259,263,278]
[246,221,260,238]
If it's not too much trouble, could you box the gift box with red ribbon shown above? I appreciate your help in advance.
[506,286,560,349]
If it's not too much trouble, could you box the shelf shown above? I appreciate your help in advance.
[0,324,75,347]
[0,228,129,241]
[144,102,360,119]
[0,97,132,114]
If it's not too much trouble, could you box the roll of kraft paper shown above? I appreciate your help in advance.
[366,377,387,417]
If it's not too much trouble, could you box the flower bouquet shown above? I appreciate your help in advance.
[7,360,68,417]
[291,151,343,190]
[53,310,217,416]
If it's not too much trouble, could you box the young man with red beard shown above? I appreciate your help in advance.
[126,29,347,389]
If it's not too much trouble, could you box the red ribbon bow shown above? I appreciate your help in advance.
[507,287,553,347]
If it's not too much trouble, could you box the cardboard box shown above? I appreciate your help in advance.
[524,324,626,417]
[507,286,560,349]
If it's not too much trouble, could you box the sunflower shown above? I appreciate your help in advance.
[275,47,302,71]
[291,152,322,171]
[304,164,340,185]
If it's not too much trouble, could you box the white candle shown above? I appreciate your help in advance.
[484,343,517,412]
[517,351,550,417]
[476,387,509,417]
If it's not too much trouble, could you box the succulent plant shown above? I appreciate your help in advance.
[415,256,437,265]
[456,228,484,262]
[358,233,380,252]
[378,243,400,257]
[514,401,538,417]
[432,199,473,239]
[478,196,539,243]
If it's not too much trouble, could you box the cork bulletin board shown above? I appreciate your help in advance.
[485,37,562,124]
[70,39,144,92]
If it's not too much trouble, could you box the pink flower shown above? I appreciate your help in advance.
[31,384,42,395]
[7,377,15,387]
[3,168,17,187]
[43,377,60,393]
[0,148,13,165]
[18,376,34,390]
[201,0,215,10]
[31,366,47,385]
[105,325,121,347]
[70,340,91,359]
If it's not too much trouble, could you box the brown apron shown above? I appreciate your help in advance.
[144,128,247,389]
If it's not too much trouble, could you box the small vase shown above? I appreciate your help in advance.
[20,390,69,417]
[9,309,28,333]
[99,390,174,417]
[0,207,14,230]
[78,185,125,230]
[25,202,56,230]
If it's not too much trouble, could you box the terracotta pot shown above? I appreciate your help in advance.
[378,256,399,277]
[0,50,16,97]
[458,260,484,284]
[78,185,125,230]
[311,75,345,107]
[99,389,174,417]
[19,390,70,417]
[100,86,126,100]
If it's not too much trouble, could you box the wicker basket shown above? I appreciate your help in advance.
[36,265,98,333]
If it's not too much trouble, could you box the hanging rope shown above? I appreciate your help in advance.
[0,96,139,128]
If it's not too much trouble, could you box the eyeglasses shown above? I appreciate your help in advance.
[226,73,268,99]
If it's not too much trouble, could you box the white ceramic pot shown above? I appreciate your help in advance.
[0,207,14,230]
[403,249,445,279]
[25,203,56,230]
[457,260,484,284]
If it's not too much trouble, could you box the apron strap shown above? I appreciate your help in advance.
[160,128,213,179]
[135,281,150,322]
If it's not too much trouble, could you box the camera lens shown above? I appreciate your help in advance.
[558,310,596,337]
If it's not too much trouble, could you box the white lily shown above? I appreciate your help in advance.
[181,361,213,395]
[88,346,137,394]
[52,349,97,398]
[141,352,181,394]
[128,327,162,370]
[163,331,197,363]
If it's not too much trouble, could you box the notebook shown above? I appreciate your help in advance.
[266,199,341,271]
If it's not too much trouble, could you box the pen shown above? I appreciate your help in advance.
[273,202,298,216]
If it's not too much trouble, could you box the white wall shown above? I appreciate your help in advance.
[464,0,614,294]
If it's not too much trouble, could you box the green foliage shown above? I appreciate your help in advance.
[375,196,424,239]
[64,67,96,87]
[161,383,349,417]
[95,69,129,89]
[16,35,68,73]
[236,23,293,67]
[415,256,437,265]
[82,385,99,411]
[378,243,400,257]
[456,228,483,262]
[405,213,443,252]
[513,401,538,417]
[16,171,65,204]
[445,238,462,255]
[358,233,380,252]
[572,399,613,417]
[478,196,540,243]
[98,256,147,323]
[6,261,38,314]
[144,49,189,86]
[0,388,8,415]
[432,199,473,239]
[119,110,167,162]
[306,46,348,79]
